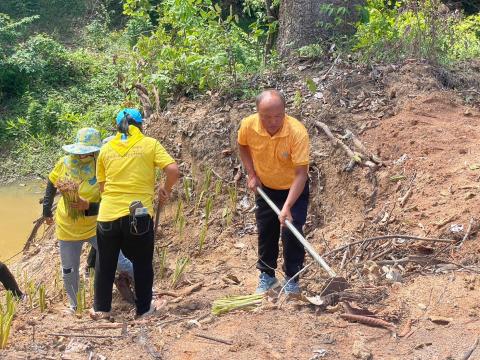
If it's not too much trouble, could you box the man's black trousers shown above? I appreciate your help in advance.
[255,183,309,279]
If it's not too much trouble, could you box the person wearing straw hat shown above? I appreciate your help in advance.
[42,127,135,313]
[237,90,310,295]
[90,108,179,320]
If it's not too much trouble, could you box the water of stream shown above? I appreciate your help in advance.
[0,181,44,262]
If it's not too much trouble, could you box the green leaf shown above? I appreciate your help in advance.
[306,78,317,93]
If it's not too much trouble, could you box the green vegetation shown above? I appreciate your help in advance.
[0,1,272,180]
[0,1,478,180]
[171,256,189,288]
[0,291,16,349]
[38,283,46,313]
[318,0,480,66]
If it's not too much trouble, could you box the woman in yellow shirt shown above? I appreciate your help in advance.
[43,128,134,312]
[91,109,179,319]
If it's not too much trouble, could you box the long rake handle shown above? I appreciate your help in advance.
[257,187,337,277]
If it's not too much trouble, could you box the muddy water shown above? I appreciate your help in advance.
[0,181,44,262]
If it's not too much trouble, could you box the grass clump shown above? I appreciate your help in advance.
[0,291,16,349]
[171,257,190,289]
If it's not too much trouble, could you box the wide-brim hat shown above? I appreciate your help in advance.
[62,127,102,155]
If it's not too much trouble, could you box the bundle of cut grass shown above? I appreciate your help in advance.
[212,293,264,316]
[56,177,83,221]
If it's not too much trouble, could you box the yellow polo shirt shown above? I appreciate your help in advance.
[238,114,310,190]
[48,157,100,241]
[97,126,175,222]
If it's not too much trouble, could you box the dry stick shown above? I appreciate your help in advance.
[339,246,349,271]
[324,235,455,258]
[376,256,442,266]
[48,333,123,338]
[194,333,233,345]
[64,323,126,331]
[461,337,480,360]
[156,281,203,298]
[397,319,413,338]
[370,245,395,261]
[399,187,413,208]
[152,85,160,112]
[340,313,396,332]
[399,173,416,208]
[459,218,476,247]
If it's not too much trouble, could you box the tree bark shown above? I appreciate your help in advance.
[277,0,363,57]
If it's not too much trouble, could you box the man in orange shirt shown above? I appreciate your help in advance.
[238,90,310,294]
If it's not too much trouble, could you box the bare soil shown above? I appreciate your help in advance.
[2,59,480,360]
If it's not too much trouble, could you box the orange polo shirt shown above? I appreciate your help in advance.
[237,113,310,190]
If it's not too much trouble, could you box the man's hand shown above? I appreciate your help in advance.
[158,187,171,204]
[247,173,261,193]
[279,205,293,227]
[71,197,90,210]
[44,217,54,225]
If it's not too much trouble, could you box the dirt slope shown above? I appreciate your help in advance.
[2,59,480,360]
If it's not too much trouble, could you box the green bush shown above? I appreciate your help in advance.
[124,17,153,46]
[354,0,480,64]
[128,0,265,102]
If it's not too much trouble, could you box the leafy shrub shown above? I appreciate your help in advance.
[127,0,265,102]
[10,34,80,84]
[124,17,153,46]
[354,0,480,64]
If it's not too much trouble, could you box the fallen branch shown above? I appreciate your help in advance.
[340,313,396,332]
[194,333,233,345]
[315,121,376,169]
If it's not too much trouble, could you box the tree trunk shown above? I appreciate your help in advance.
[277,0,363,57]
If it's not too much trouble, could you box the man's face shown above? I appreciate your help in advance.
[258,99,285,136]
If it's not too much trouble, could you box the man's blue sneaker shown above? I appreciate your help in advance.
[283,277,301,295]
[255,272,279,294]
